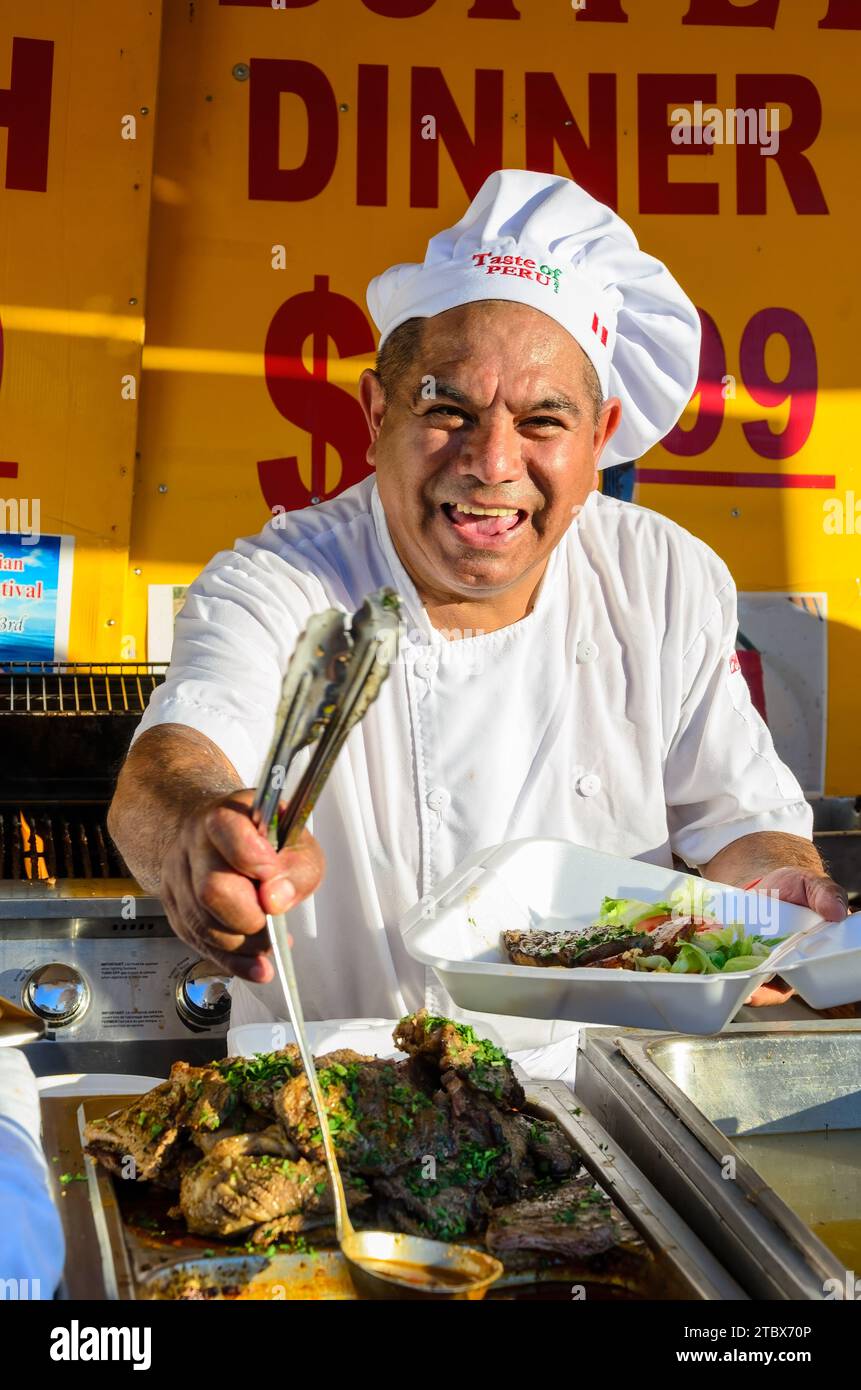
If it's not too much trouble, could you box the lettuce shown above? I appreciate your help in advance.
[669,942,722,974]
[721,955,768,973]
[632,954,672,972]
[597,896,674,930]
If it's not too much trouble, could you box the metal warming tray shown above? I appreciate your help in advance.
[576,1021,861,1300]
[41,1083,744,1300]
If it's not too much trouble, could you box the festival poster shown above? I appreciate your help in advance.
[0,533,74,661]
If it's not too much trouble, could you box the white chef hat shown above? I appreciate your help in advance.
[366,169,701,469]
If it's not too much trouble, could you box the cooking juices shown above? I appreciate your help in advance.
[733,1128,861,1267]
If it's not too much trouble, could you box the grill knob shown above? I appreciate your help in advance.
[24,964,90,1025]
[176,961,232,1028]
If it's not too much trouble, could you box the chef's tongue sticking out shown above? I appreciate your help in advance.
[444,502,524,544]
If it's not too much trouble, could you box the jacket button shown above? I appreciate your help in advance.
[576,639,599,664]
[576,773,602,798]
[414,656,436,682]
[426,787,451,813]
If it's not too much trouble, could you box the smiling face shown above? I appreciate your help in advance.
[359,301,621,623]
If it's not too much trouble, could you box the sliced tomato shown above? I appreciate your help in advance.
[639,913,674,933]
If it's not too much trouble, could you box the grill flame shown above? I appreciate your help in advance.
[19,810,50,881]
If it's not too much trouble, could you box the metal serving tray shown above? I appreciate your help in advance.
[41,1084,743,1300]
[576,1021,861,1300]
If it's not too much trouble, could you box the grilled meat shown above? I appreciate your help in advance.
[592,951,645,970]
[246,1217,338,1247]
[372,1056,579,1240]
[591,917,703,969]
[86,1011,629,1274]
[179,1134,370,1238]
[521,1113,580,1179]
[84,1062,238,1186]
[647,917,699,958]
[84,1082,181,1184]
[394,1009,525,1109]
[167,1061,238,1130]
[502,925,653,968]
[191,1124,299,1160]
[374,1165,492,1242]
[504,917,709,971]
[275,1048,455,1176]
[485,1176,642,1262]
[216,1047,301,1118]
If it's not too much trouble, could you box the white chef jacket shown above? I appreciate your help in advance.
[133,477,812,1029]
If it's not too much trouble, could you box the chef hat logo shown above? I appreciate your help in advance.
[367,169,701,469]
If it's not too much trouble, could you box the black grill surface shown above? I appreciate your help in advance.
[0,662,167,804]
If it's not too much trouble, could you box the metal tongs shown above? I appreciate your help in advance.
[251,589,502,1299]
[252,588,402,851]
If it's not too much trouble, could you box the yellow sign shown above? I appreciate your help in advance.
[0,2,162,656]
[1,0,858,791]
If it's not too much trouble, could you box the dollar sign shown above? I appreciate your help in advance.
[258,275,376,511]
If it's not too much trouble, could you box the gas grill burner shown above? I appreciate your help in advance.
[0,662,232,1073]
[0,807,128,881]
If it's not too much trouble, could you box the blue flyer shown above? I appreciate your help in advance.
[0,534,74,661]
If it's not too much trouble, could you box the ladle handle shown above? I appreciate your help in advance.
[265,911,354,1242]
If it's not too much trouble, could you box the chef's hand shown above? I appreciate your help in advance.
[745,867,849,1007]
[159,788,325,984]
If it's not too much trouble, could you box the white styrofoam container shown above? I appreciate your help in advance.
[400,838,861,1035]
[227,1019,399,1060]
[775,914,861,1008]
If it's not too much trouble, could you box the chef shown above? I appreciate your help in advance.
[109,169,848,1031]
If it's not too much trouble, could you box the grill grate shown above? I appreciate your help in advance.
[0,808,129,880]
[0,663,167,715]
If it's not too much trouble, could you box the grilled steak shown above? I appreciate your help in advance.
[393,1009,525,1109]
[84,1062,238,1186]
[275,1048,455,1176]
[84,1082,182,1184]
[374,1156,492,1243]
[521,1113,580,1178]
[86,1011,632,1272]
[191,1124,298,1160]
[216,1047,301,1118]
[485,1176,642,1262]
[592,950,646,970]
[179,1133,370,1237]
[591,917,703,969]
[647,917,699,958]
[502,925,653,969]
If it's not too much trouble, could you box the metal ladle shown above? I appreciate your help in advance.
[253,591,503,1300]
[267,913,503,1300]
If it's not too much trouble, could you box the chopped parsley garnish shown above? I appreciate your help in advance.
[217,1050,298,1091]
[455,1142,503,1183]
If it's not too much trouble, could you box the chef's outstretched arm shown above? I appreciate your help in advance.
[108,724,325,984]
